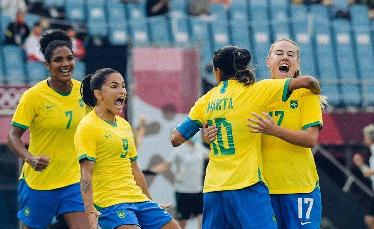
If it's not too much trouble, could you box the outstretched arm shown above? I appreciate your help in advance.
[248,112,319,148]
[288,76,320,94]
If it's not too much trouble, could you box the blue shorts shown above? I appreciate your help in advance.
[18,179,85,229]
[98,201,173,229]
[271,188,322,229]
[203,182,277,229]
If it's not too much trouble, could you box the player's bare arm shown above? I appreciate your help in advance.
[171,128,186,147]
[248,112,319,148]
[7,126,50,171]
[288,75,320,94]
[80,159,99,228]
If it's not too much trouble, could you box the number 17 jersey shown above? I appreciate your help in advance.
[183,79,291,193]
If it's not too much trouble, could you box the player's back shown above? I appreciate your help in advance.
[196,78,290,192]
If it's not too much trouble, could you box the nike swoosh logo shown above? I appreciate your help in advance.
[301,222,311,225]
[104,133,113,138]
[46,105,54,109]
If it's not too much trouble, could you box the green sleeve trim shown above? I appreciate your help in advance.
[11,121,28,130]
[78,154,96,162]
[302,121,322,130]
[282,78,292,102]
[130,155,138,162]
[94,204,103,211]
[315,181,320,189]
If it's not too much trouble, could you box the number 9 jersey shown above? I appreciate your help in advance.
[176,79,291,193]
[11,79,87,190]
[74,111,148,208]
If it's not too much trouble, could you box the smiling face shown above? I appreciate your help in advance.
[94,72,127,116]
[46,46,75,83]
[266,40,300,79]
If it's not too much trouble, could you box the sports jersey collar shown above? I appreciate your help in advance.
[46,79,74,96]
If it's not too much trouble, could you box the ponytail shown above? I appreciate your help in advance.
[80,68,120,108]
[80,74,95,107]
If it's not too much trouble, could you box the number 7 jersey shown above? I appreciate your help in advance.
[179,79,292,193]
[11,79,87,190]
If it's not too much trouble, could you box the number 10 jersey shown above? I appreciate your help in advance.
[179,79,291,193]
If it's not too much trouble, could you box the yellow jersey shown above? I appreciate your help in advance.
[11,79,86,190]
[262,89,323,194]
[185,79,291,193]
[74,111,148,208]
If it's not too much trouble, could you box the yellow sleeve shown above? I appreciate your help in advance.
[188,94,208,126]
[300,93,323,130]
[126,125,138,161]
[253,78,292,105]
[11,90,38,129]
[75,122,98,161]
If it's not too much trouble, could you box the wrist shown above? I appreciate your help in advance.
[272,125,283,138]
[23,153,33,163]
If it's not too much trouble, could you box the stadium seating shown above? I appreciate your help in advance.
[65,0,85,21]
[250,20,271,80]
[230,21,251,51]
[211,20,230,52]
[125,2,146,20]
[332,19,360,106]
[3,46,27,85]
[353,25,374,81]
[148,16,172,45]
[189,18,212,64]
[0,0,373,108]
[25,14,40,28]
[27,62,48,85]
[108,23,128,45]
[107,1,127,25]
[128,19,150,46]
[170,17,190,46]
[0,14,11,42]
[229,0,249,21]
[74,60,86,81]
[350,4,370,26]
[210,3,229,21]
[43,0,65,8]
[0,48,5,84]
[249,0,269,22]
[291,19,317,77]
[271,18,291,41]
[269,0,289,22]
[170,0,187,18]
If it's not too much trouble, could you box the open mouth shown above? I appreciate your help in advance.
[279,64,289,73]
[60,68,72,76]
[115,97,125,108]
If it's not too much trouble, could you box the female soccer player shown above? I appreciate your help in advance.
[7,30,88,228]
[75,68,180,229]
[247,39,324,229]
[171,45,321,229]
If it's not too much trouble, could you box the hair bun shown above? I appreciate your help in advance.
[233,48,251,70]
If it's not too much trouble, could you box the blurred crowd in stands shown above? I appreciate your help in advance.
[293,0,374,19]
[1,0,373,55]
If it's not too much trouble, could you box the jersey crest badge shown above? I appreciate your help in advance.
[290,100,298,109]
